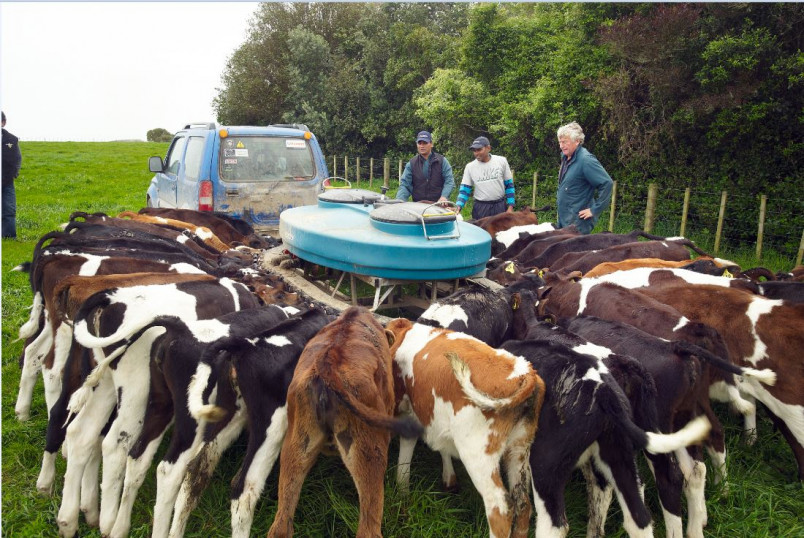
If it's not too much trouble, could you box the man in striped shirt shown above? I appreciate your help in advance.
[456,136,515,219]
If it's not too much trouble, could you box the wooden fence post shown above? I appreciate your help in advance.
[369,157,374,189]
[398,159,403,180]
[714,190,728,254]
[343,155,349,182]
[756,194,767,260]
[332,155,337,177]
[383,158,390,190]
[644,183,658,233]
[532,171,538,208]
[680,187,691,237]
[797,228,804,267]
[609,180,617,232]
[356,157,361,184]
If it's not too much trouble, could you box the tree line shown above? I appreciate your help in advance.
[214,3,803,243]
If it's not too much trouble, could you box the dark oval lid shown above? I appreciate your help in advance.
[372,198,405,208]
[370,202,457,224]
[318,188,382,204]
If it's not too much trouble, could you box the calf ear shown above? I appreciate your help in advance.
[384,328,396,348]
[537,286,552,300]
[569,270,583,281]
[511,292,521,310]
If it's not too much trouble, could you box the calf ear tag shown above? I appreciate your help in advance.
[505,261,515,274]
[723,269,733,278]
[512,294,520,310]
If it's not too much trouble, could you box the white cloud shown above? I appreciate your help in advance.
[1,2,260,141]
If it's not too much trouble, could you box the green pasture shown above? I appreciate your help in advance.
[1,141,801,536]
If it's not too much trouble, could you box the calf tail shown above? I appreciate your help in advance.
[671,340,776,386]
[313,369,422,439]
[446,351,541,411]
[187,337,246,422]
[598,384,710,455]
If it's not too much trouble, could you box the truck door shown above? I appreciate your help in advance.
[177,135,207,209]
[158,136,187,207]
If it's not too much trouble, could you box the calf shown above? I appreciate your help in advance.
[170,308,332,538]
[501,338,709,538]
[490,222,555,256]
[471,205,545,238]
[386,319,546,538]
[84,304,299,538]
[138,207,272,248]
[633,281,804,481]
[584,256,739,279]
[268,307,421,538]
[56,277,260,538]
[755,281,804,304]
[548,240,699,274]
[494,225,580,262]
[416,278,542,348]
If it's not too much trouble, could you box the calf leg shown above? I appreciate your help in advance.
[56,375,116,538]
[336,419,391,538]
[79,437,102,527]
[594,438,653,538]
[644,454,684,538]
[109,420,172,538]
[396,435,417,494]
[503,441,533,538]
[230,406,289,538]
[15,319,52,420]
[267,408,326,538]
[168,413,246,538]
[676,448,707,538]
[580,460,613,538]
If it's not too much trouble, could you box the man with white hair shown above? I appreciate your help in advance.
[2,111,22,239]
[556,122,612,234]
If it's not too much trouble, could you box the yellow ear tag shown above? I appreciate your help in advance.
[512,295,520,310]
[538,269,545,278]
[505,261,515,274]
[723,269,733,278]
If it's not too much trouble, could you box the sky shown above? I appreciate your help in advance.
[1,2,261,141]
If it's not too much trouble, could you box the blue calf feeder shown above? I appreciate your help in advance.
[279,188,492,311]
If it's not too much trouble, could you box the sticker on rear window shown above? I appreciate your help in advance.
[235,149,249,157]
[286,139,307,149]
[224,158,238,164]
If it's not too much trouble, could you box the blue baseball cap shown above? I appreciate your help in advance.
[416,131,432,143]
[469,136,490,150]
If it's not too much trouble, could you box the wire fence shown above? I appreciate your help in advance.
[327,155,804,267]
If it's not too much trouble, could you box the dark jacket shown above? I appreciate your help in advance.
[556,146,612,234]
[2,128,22,187]
[396,151,454,203]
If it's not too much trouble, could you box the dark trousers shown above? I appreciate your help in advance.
[2,182,17,238]
[471,198,506,220]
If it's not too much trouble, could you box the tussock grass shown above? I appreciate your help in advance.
[2,142,801,537]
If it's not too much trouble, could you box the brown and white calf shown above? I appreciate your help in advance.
[268,307,421,538]
[631,281,804,481]
[386,318,546,538]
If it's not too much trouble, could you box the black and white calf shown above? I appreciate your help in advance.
[56,277,260,538]
[500,339,710,538]
[169,307,332,538]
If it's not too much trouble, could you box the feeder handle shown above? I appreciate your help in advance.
[322,177,352,190]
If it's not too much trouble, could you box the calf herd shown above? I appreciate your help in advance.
[10,207,804,538]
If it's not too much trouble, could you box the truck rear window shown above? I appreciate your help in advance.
[219,136,316,181]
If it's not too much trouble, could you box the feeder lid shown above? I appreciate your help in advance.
[319,188,382,204]
[370,202,457,224]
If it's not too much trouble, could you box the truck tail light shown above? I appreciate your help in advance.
[199,180,213,211]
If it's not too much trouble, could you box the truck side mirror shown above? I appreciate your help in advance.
[149,156,165,173]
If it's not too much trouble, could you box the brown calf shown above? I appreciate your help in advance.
[268,307,421,538]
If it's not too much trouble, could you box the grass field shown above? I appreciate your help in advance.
[2,141,802,537]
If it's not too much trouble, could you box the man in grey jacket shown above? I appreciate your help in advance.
[556,122,612,234]
[396,131,454,204]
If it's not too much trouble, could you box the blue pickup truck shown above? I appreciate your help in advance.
[147,123,329,232]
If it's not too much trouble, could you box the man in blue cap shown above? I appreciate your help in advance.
[456,136,515,219]
[396,130,454,204]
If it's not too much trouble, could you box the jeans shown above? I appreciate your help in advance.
[2,182,17,238]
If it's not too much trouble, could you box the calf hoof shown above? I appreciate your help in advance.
[15,406,30,421]
[36,481,53,496]
[441,481,460,495]
[57,519,78,538]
